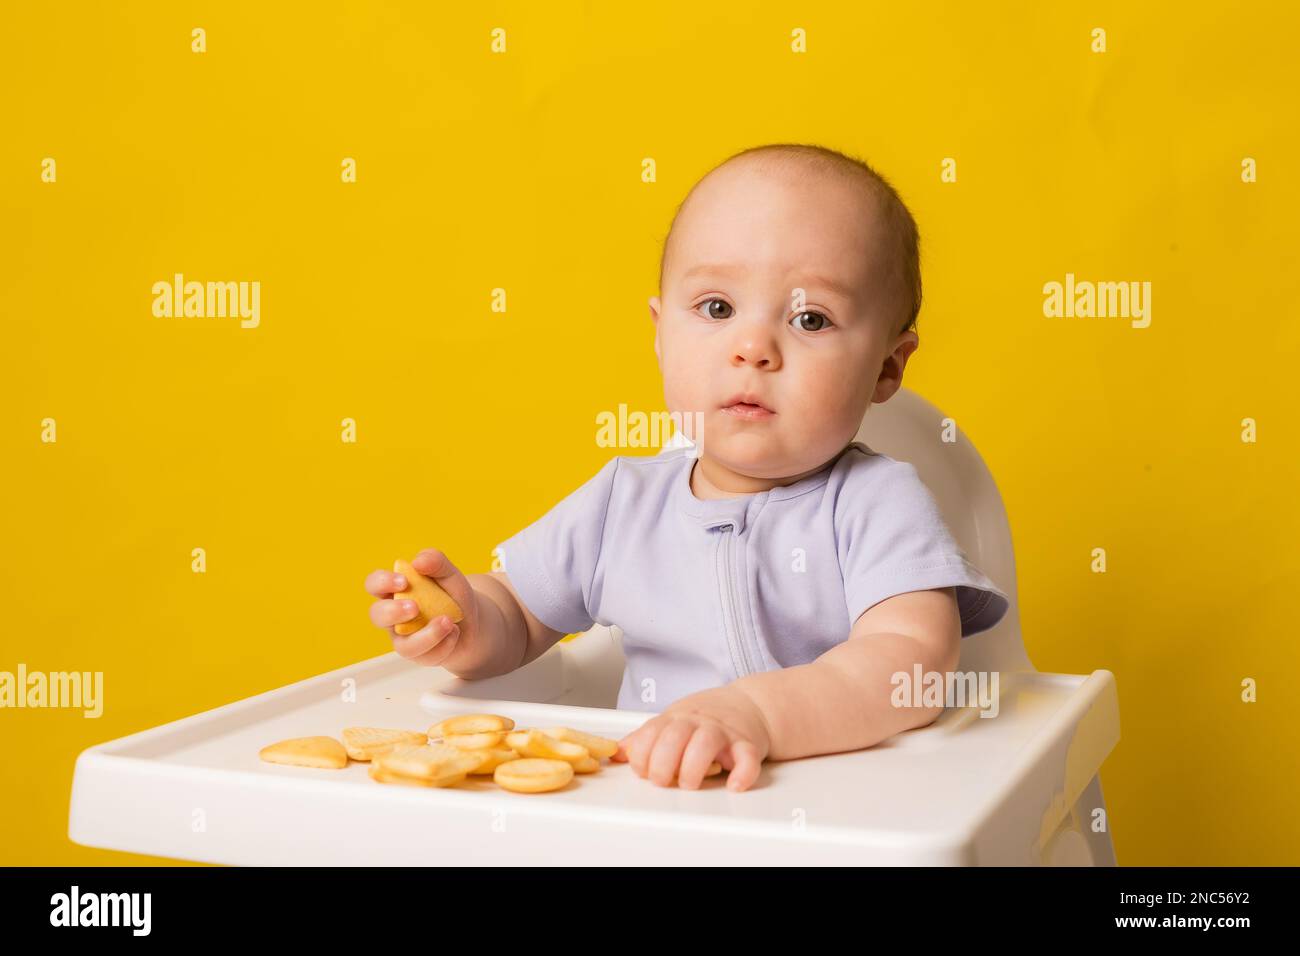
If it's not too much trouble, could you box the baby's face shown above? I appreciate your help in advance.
[650,159,919,486]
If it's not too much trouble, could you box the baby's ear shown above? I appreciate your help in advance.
[649,297,662,367]
[873,331,920,403]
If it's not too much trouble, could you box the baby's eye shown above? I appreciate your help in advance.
[791,311,832,332]
[697,298,734,320]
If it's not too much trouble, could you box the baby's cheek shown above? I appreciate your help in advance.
[805,363,864,410]
[660,337,712,389]
[805,371,874,435]
[661,370,705,414]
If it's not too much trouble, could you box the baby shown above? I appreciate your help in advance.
[365,143,1008,793]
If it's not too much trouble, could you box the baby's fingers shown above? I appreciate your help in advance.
[616,721,659,774]
[610,736,635,763]
[723,740,764,792]
[408,632,461,668]
[410,548,474,611]
[364,568,407,598]
[676,725,727,790]
[646,718,697,787]
[391,614,460,662]
[369,597,418,630]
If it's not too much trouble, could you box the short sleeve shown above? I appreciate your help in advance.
[837,461,1010,638]
[492,456,620,636]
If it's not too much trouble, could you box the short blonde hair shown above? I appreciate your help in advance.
[658,143,922,337]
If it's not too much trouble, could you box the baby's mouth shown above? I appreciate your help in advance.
[720,391,775,414]
[720,401,776,421]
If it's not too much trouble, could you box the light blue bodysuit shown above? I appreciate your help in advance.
[496,442,1010,713]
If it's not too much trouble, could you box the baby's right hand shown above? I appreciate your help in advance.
[365,548,479,667]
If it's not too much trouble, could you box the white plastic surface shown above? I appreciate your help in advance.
[68,644,1118,865]
[68,388,1121,865]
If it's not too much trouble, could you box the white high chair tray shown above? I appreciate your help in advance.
[69,649,1119,866]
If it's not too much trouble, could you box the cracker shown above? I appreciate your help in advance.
[466,747,521,775]
[442,731,505,750]
[494,758,574,793]
[540,726,619,759]
[428,713,515,737]
[342,726,428,762]
[259,736,348,770]
[392,559,464,637]
[505,729,589,764]
[376,743,486,781]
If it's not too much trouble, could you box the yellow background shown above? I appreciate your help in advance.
[2,2,1296,865]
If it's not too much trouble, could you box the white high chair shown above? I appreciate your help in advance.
[68,387,1119,866]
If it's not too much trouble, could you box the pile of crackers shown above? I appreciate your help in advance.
[259,712,626,793]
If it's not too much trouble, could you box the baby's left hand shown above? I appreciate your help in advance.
[613,685,771,792]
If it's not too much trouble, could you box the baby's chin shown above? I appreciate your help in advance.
[698,438,802,480]
[703,425,855,476]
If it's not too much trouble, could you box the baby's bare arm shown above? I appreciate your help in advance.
[729,587,962,761]
[442,571,570,679]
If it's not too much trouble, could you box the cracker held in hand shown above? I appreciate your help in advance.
[259,736,348,769]
[392,559,465,636]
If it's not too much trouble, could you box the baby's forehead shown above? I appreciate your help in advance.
[661,157,902,302]
[686,164,884,244]
[673,206,885,286]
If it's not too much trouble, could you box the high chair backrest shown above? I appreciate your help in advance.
[851,387,1029,673]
